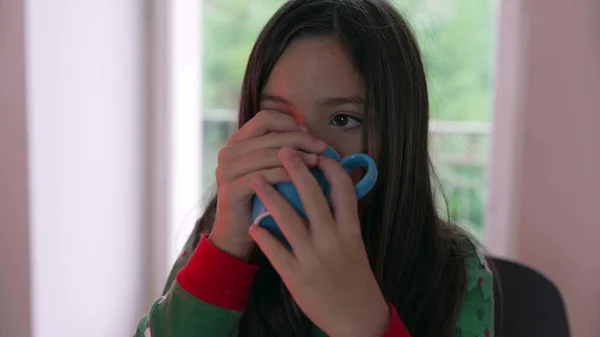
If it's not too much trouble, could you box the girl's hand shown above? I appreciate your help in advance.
[210,111,328,260]
[248,147,390,337]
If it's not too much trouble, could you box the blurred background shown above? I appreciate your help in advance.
[0,0,598,336]
[200,0,495,239]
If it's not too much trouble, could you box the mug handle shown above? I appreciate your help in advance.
[338,153,378,200]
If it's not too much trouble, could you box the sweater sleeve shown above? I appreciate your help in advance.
[381,305,411,337]
[454,246,494,337]
[133,232,259,337]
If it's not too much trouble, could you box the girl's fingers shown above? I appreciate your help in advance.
[248,224,297,278]
[278,147,334,232]
[250,175,312,256]
[228,110,301,144]
[221,132,327,162]
[246,167,292,185]
[318,157,359,228]
[217,149,318,183]
[221,167,291,202]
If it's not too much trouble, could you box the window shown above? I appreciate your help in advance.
[167,0,496,266]
[199,0,283,202]
[200,0,496,236]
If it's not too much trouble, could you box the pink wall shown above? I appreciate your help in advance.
[488,0,600,335]
[520,0,600,335]
[0,1,32,336]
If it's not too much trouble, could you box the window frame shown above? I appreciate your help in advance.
[149,0,203,289]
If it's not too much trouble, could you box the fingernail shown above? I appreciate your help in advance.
[299,124,308,132]
[249,224,258,232]
[314,139,327,148]
[304,154,317,166]
[251,176,267,187]
[280,147,295,159]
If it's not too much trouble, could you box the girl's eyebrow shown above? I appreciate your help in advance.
[260,94,290,105]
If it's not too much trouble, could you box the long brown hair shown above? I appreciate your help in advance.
[194,1,469,336]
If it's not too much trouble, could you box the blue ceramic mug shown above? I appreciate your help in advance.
[251,145,377,247]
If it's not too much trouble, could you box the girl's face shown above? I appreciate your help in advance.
[260,36,366,158]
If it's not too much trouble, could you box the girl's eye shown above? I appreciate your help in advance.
[329,114,363,129]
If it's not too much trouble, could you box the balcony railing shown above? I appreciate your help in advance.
[201,110,490,237]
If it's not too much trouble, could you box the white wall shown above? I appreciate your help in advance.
[0,1,32,336]
[487,0,600,336]
[25,1,150,336]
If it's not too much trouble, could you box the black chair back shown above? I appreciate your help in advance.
[489,257,570,337]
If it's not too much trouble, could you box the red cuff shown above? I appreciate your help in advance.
[381,305,411,337]
[176,234,260,311]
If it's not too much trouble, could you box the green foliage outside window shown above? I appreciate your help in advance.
[201,0,496,237]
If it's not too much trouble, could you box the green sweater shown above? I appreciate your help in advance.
[134,231,494,337]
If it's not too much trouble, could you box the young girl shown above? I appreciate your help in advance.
[135,1,493,336]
